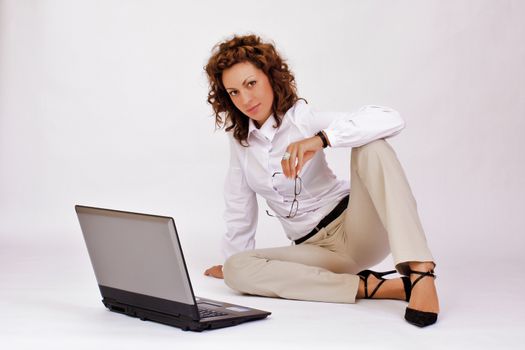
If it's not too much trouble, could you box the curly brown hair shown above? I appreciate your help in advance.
[204,34,305,146]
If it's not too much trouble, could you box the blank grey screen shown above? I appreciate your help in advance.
[77,207,195,305]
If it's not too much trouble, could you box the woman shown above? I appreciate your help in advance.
[203,34,439,327]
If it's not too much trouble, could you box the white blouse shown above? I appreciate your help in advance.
[221,99,405,260]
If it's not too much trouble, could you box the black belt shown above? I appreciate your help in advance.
[294,194,350,245]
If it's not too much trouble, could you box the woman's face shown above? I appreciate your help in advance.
[222,61,274,127]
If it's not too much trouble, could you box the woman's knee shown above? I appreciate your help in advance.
[351,139,396,169]
[222,251,254,291]
[352,139,390,158]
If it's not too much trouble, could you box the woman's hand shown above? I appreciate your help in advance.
[281,135,324,178]
[204,265,224,279]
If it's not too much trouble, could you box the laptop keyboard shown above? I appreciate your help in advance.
[198,307,228,319]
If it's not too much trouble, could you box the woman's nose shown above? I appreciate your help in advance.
[240,90,253,107]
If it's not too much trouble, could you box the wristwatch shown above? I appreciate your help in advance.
[316,131,329,148]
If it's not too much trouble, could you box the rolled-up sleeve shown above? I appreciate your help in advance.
[304,104,405,148]
[221,135,258,261]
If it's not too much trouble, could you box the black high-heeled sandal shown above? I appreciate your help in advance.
[404,269,438,327]
[357,269,412,301]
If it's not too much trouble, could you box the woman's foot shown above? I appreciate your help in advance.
[406,262,440,315]
[356,272,408,300]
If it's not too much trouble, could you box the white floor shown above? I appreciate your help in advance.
[3,234,524,350]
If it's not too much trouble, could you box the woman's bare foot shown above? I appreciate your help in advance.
[406,262,439,314]
[356,273,408,300]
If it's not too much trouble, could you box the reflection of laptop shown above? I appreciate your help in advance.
[75,205,270,332]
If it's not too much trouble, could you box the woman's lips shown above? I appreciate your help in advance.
[247,103,261,114]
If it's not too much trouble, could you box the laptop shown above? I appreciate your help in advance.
[75,205,271,332]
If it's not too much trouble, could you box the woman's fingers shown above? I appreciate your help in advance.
[296,145,304,175]
[297,150,316,175]
[282,136,323,177]
[289,148,298,178]
[281,145,296,178]
[281,136,323,178]
[281,151,291,177]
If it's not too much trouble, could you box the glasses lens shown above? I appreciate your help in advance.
[294,176,302,195]
[289,199,298,218]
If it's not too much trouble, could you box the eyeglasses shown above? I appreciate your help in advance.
[266,172,302,219]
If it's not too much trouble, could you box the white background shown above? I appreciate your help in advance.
[1,0,524,349]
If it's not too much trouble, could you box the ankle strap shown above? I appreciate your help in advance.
[409,269,436,289]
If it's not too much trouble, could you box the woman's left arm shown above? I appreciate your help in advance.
[281,104,405,178]
[309,104,406,148]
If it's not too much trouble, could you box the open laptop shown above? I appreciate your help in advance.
[75,205,271,332]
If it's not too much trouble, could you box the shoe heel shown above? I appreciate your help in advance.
[357,269,398,299]
[357,269,396,279]
[402,276,412,302]
[374,269,397,278]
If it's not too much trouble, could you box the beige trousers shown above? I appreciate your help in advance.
[222,139,435,303]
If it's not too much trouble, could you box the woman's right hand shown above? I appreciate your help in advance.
[204,265,224,279]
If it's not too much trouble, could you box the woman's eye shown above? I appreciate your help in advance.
[229,91,237,96]
[248,81,256,86]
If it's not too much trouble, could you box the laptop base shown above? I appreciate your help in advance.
[103,298,270,332]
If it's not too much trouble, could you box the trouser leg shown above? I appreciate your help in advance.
[343,139,435,276]
[223,139,435,303]
[223,243,360,303]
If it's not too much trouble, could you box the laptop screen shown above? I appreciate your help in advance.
[76,206,195,306]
